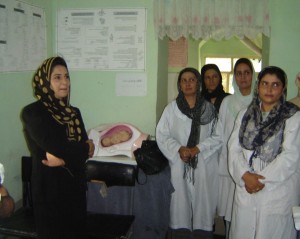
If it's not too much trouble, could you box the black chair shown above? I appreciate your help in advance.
[0,157,135,239]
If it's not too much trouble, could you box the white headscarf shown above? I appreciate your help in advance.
[228,60,256,119]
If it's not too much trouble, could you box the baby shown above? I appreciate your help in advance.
[88,123,149,158]
[101,125,133,147]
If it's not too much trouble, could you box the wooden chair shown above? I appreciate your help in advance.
[0,156,134,239]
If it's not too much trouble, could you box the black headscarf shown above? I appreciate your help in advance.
[201,64,230,112]
[33,56,83,142]
[176,67,216,182]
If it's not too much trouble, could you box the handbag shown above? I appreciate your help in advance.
[133,139,169,176]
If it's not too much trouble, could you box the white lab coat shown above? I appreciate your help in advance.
[216,72,255,221]
[216,94,252,220]
[156,101,219,231]
[215,95,236,220]
[228,110,300,239]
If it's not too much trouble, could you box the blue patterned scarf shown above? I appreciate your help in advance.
[239,91,299,170]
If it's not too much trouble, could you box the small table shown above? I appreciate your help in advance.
[86,156,173,239]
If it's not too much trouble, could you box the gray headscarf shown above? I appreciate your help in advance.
[176,67,216,183]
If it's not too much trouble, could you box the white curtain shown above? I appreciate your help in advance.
[153,0,270,41]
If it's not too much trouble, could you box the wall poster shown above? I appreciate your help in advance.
[57,8,146,71]
[0,0,46,72]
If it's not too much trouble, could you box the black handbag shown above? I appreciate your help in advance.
[133,139,169,176]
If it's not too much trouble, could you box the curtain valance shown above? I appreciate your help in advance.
[153,0,270,41]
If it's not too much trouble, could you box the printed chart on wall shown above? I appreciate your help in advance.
[57,8,146,71]
[0,0,46,72]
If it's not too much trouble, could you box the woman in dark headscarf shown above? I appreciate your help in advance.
[21,56,94,239]
[228,66,300,239]
[201,64,230,112]
[156,67,219,238]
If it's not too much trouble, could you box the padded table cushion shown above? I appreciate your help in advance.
[85,160,136,187]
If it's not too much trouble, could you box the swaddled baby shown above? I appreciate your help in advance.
[88,123,149,158]
[101,125,133,147]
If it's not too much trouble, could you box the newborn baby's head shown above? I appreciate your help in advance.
[100,125,133,147]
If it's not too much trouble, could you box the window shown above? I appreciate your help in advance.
[204,57,261,93]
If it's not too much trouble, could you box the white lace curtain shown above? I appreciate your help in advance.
[153,0,270,41]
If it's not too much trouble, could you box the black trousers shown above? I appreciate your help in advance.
[34,199,87,239]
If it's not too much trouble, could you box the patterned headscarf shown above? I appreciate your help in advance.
[239,66,300,170]
[176,67,216,182]
[33,56,83,142]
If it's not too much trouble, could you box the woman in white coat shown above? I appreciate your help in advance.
[228,66,300,239]
[156,67,218,239]
[216,58,256,237]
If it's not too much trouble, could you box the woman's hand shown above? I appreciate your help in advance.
[42,152,65,167]
[179,146,191,162]
[189,146,200,158]
[86,139,95,158]
[179,146,200,162]
[242,171,265,194]
[0,185,8,196]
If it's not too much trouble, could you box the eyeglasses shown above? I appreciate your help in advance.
[235,70,251,78]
